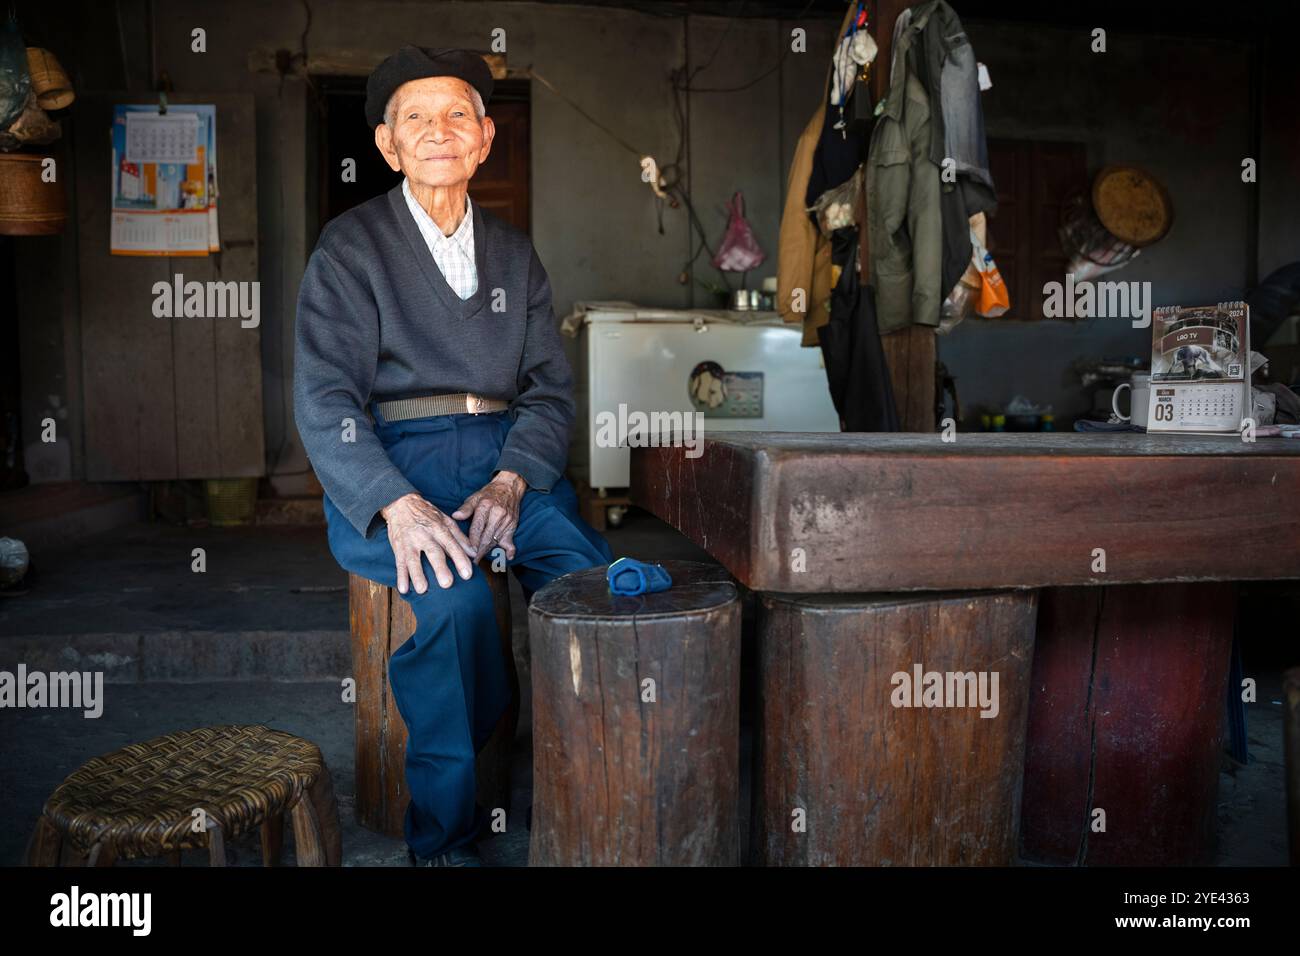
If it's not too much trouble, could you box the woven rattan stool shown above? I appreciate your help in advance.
[24,725,342,867]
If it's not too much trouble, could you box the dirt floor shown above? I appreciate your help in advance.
[0,510,1290,866]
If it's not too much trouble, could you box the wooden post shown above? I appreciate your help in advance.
[752,589,1038,865]
[864,0,935,432]
[347,562,517,838]
[528,561,742,866]
[881,325,937,431]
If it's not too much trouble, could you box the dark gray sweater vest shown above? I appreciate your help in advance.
[294,183,573,538]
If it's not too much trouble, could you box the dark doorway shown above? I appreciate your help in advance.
[313,76,531,238]
[0,236,24,489]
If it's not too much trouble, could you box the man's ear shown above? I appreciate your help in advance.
[374,123,402,173]
[476,116,496,166]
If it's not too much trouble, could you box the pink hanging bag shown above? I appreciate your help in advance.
[712,191,767,272]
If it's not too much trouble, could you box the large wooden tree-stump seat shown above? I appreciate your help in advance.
[1021,583,1236,866]
[528,560,741,866]
[752,590,1038,866]
[348,560,517,838]
[25,724,341,866]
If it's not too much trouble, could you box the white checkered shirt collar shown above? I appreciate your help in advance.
[401,178,478,299]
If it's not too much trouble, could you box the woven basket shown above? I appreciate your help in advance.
[25,48,74,112]
[1091,165,1173,248]
[204,478,258,526]
[0,153,66,236]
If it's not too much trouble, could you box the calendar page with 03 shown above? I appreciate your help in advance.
[1146,302,1251,434]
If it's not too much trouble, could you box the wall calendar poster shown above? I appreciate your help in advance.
[110,103,219,256]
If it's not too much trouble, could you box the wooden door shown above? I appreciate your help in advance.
[469,99,530,232]
[75,93,264,480]
[986,139,1089,321]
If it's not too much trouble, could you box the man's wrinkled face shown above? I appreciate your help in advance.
[375,76,494,189]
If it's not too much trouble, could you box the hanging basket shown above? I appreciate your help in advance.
[25,48,73,111]
[1057,166,1172,283]
[0,152,66,235]
[204,478,258,527]
[1091,164,1173,248]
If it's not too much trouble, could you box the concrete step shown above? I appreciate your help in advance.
[0,628,350,682]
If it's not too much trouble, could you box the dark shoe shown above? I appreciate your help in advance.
[409,845,483,867]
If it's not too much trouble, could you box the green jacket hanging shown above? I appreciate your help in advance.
[866,3,942,336]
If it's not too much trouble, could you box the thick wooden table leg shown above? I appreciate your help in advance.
[753,589,1038,866]
[1021,583,1235,866]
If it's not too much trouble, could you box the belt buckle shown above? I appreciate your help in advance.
[466,393,486,415]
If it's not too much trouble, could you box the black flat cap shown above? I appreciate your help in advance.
[365,46,494,128]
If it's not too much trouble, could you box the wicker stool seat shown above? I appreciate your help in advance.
[24,725,342,867]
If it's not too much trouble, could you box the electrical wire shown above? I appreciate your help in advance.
[671,0,818,93]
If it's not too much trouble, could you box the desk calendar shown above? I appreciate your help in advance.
[1146,302,1250,434]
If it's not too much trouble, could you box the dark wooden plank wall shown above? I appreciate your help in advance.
[75,92,264,480]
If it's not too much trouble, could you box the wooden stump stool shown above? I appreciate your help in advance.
[348,560,517,838]
[529,560,741,866]
[752,590,1038,866]
[25,724,341,866]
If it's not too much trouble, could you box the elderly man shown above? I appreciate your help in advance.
[294,46,612,867]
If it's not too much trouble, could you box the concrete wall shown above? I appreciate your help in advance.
[152,1,841,492]
[938,21,1261,423]
[1258,32,1300,284]
[19,0,837,489]
[13,2,1299,486]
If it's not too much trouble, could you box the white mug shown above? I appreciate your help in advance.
[1112,373,1150,427]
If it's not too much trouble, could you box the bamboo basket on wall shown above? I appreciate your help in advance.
[0,152,66,235]
[25,48,74,111]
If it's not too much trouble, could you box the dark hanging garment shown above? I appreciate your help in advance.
[817,226,901,432]
[913,0,997,301]
[805,90,867,227]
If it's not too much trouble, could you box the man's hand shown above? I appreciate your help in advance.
[453,470,526,561]
[381,493,475,594]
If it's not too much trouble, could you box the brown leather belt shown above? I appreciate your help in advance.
[376,392,508,421]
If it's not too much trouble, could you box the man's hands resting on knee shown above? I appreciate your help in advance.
[380,470,526,594]
[453,470,525,561]
[380,494,475,594]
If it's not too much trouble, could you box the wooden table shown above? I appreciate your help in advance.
[632,433,1300,865]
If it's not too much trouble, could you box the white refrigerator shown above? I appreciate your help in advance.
[570,305,841,491]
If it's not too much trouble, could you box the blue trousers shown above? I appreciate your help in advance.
[324,408,612,858]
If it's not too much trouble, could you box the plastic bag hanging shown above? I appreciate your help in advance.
[971,230,1010,318]
[712,191,766,272]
